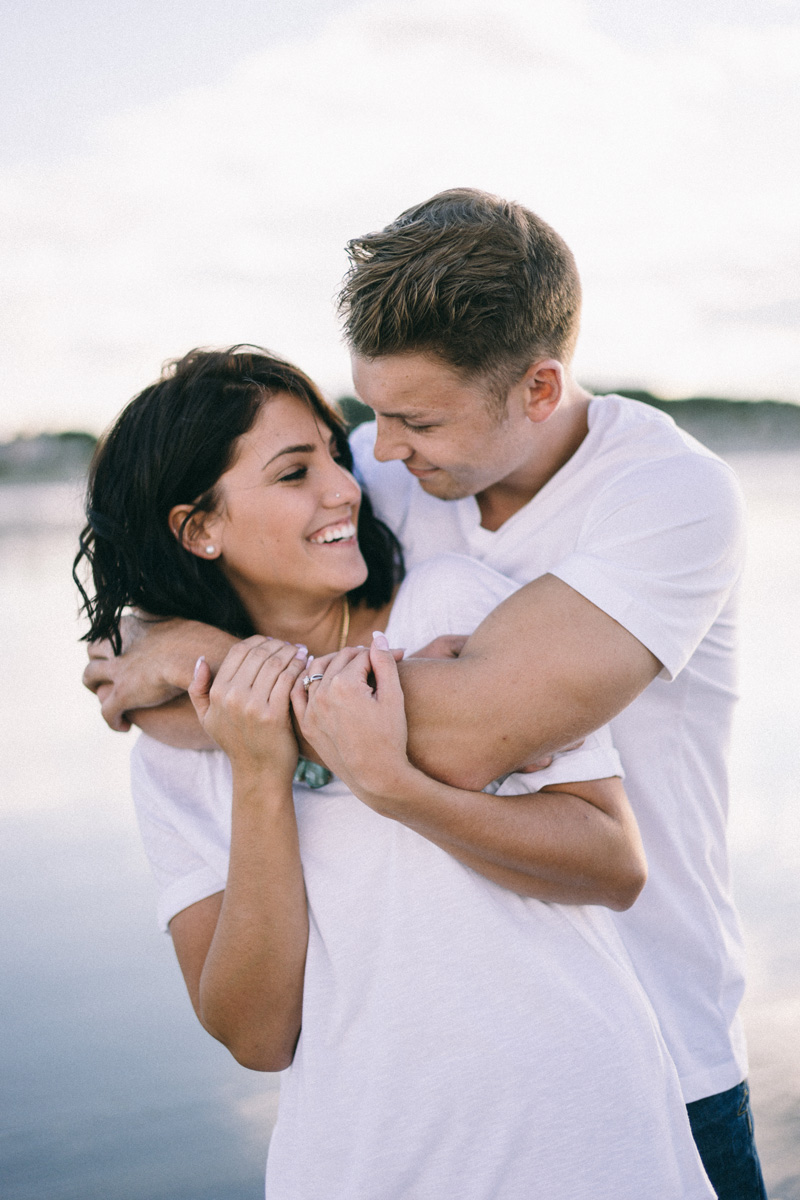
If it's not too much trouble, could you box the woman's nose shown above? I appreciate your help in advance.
[325,463,361,506]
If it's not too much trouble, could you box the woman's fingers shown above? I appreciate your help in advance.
[251,647,307,711]
[211,635,268,688]
[291,639,405,718]
[368,633,405,704]
[188,655,213,722]
[291,647,367,725]
[213,637,304,692]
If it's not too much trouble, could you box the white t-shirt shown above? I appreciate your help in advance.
[132,555,713,1200]
[351,393,748,1104]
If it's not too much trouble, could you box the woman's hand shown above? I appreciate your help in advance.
[189,636,307,779]
[291,634,417,801]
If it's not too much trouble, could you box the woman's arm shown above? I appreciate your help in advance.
[292,638,647,911]
[170,637,310,1072]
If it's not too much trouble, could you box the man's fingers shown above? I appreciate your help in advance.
[518,756,554,773]
[411,633,468,660]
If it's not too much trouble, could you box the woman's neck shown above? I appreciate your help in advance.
[246,594,347,657]
[243,590,395,657]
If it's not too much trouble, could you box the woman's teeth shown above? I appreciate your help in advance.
[309,521,357,545]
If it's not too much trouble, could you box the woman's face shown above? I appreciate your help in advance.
[207,392,367,612]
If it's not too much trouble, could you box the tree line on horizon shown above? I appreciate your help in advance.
[2,392,800,482]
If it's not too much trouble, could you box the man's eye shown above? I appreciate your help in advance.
[402,420,434,432]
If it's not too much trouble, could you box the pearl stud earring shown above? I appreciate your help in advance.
[205,545,215,555]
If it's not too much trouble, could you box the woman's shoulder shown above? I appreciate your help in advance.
[386,554,520,649]
[131,732,230,807]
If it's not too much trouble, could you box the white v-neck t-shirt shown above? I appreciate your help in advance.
[131,554,713,1200]
[351,393,748,1104]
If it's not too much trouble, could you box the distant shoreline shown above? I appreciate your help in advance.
[338,392,800,458]
[3,394,800,482]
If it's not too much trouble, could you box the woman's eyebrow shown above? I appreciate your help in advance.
[263,442,316,467]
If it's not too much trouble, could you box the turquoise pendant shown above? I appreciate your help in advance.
[293,756,333,789]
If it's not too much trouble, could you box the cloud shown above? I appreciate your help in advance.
[1,0,798,435]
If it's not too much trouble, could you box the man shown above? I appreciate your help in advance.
[85,189,765,1197]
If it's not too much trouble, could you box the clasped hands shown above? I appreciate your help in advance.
[83,622,576,787]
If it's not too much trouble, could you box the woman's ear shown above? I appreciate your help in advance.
[168,504,222,560]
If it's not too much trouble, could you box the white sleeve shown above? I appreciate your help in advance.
[388,556,625,788]
[491,724,624,795]
[130,735,230,933]
[550,453,746,680]
[386,553,520,650]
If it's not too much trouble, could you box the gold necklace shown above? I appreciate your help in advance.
[337,596,350,651]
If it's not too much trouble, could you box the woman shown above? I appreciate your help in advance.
[75,347,713,1198]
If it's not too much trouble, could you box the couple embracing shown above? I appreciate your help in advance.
[79,189,765,1198]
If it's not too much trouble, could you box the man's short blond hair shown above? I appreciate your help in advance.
[338,188,582,397]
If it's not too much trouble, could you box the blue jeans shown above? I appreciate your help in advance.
[686,1080,768,1200]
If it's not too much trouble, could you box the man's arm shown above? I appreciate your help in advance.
[83,577,658,770]
[292,638,648,911]
[398,573,661,790]
[83,615,237,733]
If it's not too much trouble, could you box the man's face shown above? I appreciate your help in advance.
[350,352,534,501]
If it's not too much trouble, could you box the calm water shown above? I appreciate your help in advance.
[1,452,798,1199]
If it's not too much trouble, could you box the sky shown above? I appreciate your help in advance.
[1,0,798,438]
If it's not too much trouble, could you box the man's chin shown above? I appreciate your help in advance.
[414,472,471,502]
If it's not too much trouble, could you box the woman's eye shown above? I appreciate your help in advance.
[279,466,307,482]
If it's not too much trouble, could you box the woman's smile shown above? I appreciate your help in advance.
[205,393,368,628]
[307,519,358,546]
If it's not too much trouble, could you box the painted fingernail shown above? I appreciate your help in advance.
[193,655,206,679]
[372,632,389,650]
[295,645,308,659]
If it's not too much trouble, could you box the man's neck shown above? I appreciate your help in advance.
[476,383,592,531]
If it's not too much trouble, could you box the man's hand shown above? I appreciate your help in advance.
[411,634,468,660]
[82,614,238,732]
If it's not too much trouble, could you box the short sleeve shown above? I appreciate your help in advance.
[130,735,229,932]
[491,724,623,795]
[550,453,746,680]
[386,554,520,650]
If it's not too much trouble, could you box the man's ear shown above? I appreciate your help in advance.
[519,359,565,424]
[168,504,222,560]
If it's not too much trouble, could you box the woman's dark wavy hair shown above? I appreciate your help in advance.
[74,346,403,652]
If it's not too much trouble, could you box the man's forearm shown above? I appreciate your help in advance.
[131,694,218,750]
[84,619,239,733]
[399,574,660,789]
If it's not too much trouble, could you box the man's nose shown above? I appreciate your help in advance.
[373,418,410,463]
